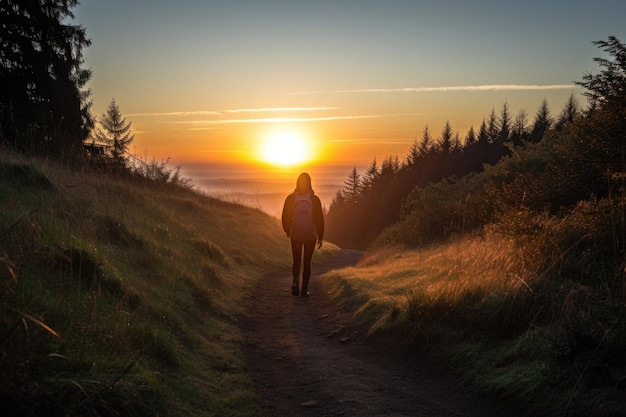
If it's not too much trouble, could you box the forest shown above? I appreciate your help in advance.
[326,38,625,255]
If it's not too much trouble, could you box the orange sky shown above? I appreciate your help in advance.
[127,87,580,170]
[75,2,626,172]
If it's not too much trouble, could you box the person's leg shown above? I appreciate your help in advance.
[300,239,316,296]
[291,239,303,295]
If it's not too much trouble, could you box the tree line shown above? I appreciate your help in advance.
[328,37,625,253]
[326,94,578,248]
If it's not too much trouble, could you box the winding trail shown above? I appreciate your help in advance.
[241,249,521,417]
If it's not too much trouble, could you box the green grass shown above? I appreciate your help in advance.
[0,151,339,416]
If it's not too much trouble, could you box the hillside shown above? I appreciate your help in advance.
[0,151,339,416]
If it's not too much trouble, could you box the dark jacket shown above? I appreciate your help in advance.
[281,191,325,241]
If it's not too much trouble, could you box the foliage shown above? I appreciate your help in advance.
[326,97,545,249]
[322,36,626,417]
[0,0,93,156]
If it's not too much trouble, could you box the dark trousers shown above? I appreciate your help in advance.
[291,239,316,290]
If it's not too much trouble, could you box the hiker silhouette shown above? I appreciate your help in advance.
[281,172,325,297]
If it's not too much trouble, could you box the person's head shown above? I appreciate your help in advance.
[295,172,313,194]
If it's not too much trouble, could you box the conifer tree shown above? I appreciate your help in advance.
[343,166,361,204]
[406,139,420,167]
[0,0,93,155]
[438,121,454,154]
[555,92,580,130]
[511,109,529,146]
[577,36,626,109]
[498,101,511,142]
[362,158,380,189]
[464,126,476,147]
[418,125,433,156]
[486,109,499,143]
[477,119,489,145]
[94,99,134,169]
[530,98,553,143]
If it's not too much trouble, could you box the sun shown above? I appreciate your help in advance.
[260,130,311,166]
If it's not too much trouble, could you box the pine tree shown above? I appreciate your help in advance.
[464,126,476,147]
[438,121,454,154]
[477,119,489,144]
[555,92,580,130]
[0,0,92,155]
[486,109,499,143]
[511,108,529,146]
[498,101,511,142]
[418,125,433,156]
[343,166,361,204]
[406,139,420,167]
[362,158,380,189]
[577,36,626,108]
[452,132,461,153]
[530,98,553,143]
[94,99,134,169]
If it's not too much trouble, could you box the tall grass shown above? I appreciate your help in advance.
[0,151,339,416]
[323,229,626,416]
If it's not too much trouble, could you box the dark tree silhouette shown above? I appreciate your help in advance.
[555,92,580,130]
[343,166,361,204]
[0,0,92,156]
[438,121,454,154]
[510,108,529,146]
[486,108,499,144]
[94,99,134,169]
[418,125,433,157]
[325,96,565,249]
[529,98,553,143]
[464,126,476,147]
[577,36,626,108]
[498,101,511,143]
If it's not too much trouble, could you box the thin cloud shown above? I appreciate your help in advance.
[128,110,221,117]
[329,138,412,144]
[292,84,576,95]
[183,113,419,130]
[129,107,339,117]
[223,106,340,113]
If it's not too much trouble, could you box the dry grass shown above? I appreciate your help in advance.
[326,233,538,324]
[322,231,626,416]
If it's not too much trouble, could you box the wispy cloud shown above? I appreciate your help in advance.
[128,107,339,117]
[182,113,417,130]
[128,110,221,117]
[329,138,412,144]
[292,84,576,95]
[223,106,339,113]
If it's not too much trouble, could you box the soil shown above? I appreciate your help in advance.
[241,249,523,417]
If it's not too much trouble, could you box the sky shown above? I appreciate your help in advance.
[73,0,626,173]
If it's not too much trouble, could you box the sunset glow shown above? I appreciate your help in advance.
[259,130,312,167]
[75,1,625,172]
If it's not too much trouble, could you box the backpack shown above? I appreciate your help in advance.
[290,193,317,241]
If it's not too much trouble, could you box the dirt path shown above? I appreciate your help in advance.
[242,249,521,417]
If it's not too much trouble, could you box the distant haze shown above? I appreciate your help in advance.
[181,163,355,217]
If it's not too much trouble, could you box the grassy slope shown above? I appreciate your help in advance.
[323,234,626,417]
[0,151,339,416]
[6,150,624,417]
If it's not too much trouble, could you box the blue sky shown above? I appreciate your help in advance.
[73,0,626,166]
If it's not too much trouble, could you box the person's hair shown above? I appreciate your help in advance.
[295,172,313,194]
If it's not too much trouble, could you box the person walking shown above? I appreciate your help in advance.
[281,172,324,297]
